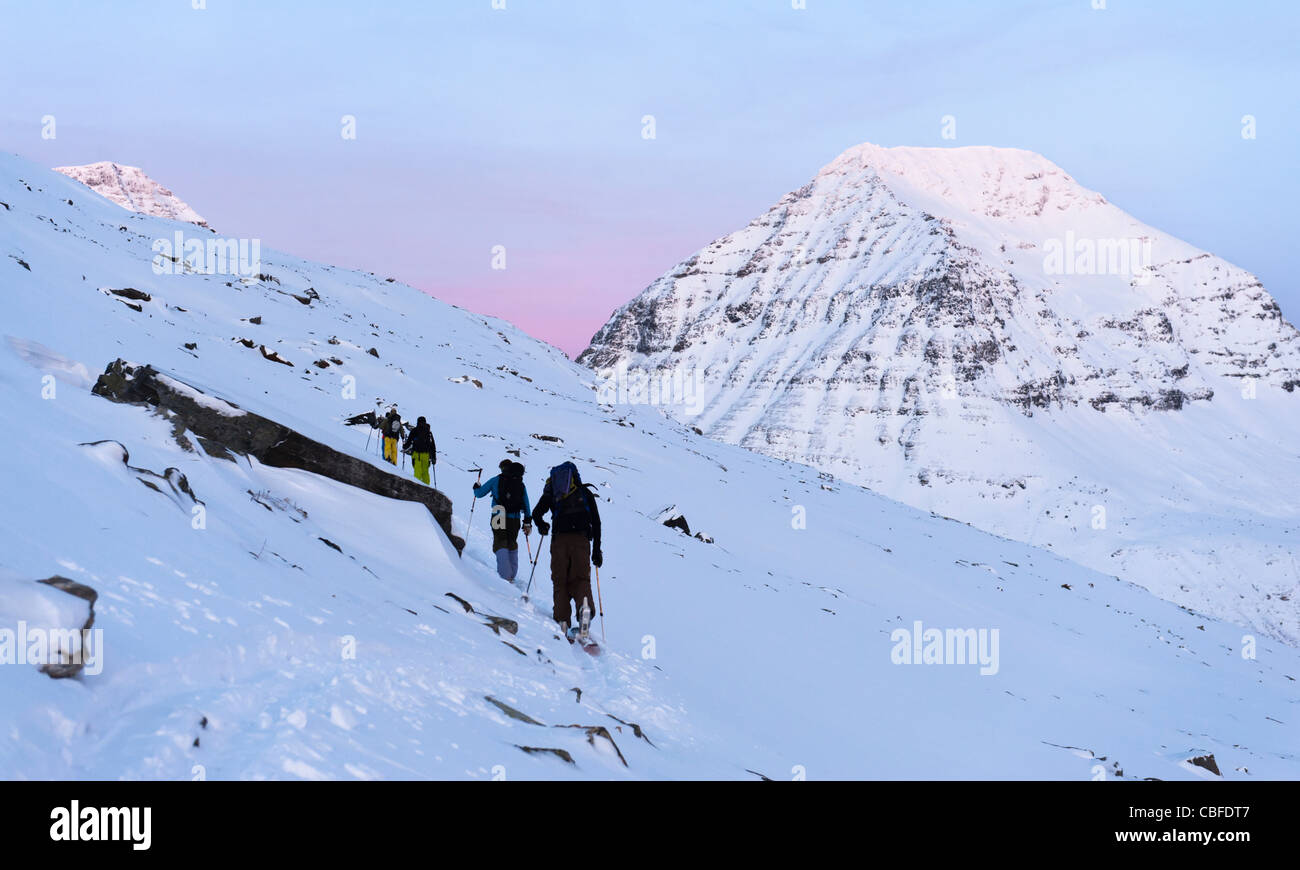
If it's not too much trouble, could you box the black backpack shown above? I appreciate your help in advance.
[498,468,525,514]
[409,425,433,452]
[548,462,594,532]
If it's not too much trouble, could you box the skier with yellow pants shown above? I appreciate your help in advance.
[402,416,436,484]
[379,406,403,465]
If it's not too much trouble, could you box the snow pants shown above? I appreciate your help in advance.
[411,451,431,484]
[550,533,594,626]
[492,516,522,581]
[383,436,398,464]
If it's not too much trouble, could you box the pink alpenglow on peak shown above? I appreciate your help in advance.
[54,161,208,227]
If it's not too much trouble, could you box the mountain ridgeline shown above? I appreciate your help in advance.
[580,143,1300,645]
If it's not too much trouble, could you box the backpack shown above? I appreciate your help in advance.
[498,467,525,514]
[549,462,579,498]
[548,462,593,531]
[388,415,401,435]
[409,425,433,453]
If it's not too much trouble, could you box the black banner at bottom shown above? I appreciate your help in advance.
[1,780,1288,856]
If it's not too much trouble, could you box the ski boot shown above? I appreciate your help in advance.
[578,600,592,643]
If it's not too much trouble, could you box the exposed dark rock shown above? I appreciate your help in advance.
[445,592,474,613]
[79,440,200,510]
[555,724,628,767]
[1188,753,1221,776]
[90,360,462,552]
[36,576,98,679]
[483,615,519,635]
[1155,389,1185,411]
[663,514,691,536]
[531,433,563,443]
[485,696,543,725]
[606,714,655,746]
[367,347,379,358]
[259,346,292,366]
[109,287,151,302]
[516,746,574,764]
[344,410,378,428]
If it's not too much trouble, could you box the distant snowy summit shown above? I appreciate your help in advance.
[54,161,208,227]
[580,141,1300,646]
[581,142,1300,410]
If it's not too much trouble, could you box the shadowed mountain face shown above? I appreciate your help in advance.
[581,143,1300,644]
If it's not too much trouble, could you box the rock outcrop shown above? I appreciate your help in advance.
[91,359,463,552]
[36,576,98,679]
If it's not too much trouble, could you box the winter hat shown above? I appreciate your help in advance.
[417,416,427,426]
[499,459,512,471]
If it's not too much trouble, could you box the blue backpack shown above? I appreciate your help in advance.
[548,462,593,530]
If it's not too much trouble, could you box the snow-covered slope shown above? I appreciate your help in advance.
[580,143,1300,646]
[2,151,1298,780]
[54,161,208,226]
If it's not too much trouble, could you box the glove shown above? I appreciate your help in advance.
[535,519,550,537]
[523,521,532,535]
[592,548,603,568]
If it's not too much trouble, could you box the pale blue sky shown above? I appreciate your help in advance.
[2,0,1296,354]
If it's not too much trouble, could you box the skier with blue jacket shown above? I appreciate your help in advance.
[472,460,532,583]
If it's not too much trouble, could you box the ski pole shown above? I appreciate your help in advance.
[465,467,483,541]
[595,564,605,642]
[525,532,544,598]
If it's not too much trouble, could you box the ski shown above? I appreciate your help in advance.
[565,625,601,657]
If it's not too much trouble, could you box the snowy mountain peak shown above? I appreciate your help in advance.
[54,161,208,226]
[581,143,1300,645]
[816,142,1106,221]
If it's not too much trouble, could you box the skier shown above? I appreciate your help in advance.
[472,460,532,583]
[402,416,437,485]
[379,405,403,465]
[530,461,602,640]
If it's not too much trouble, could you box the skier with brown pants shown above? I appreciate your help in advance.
[530,461,602,639]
